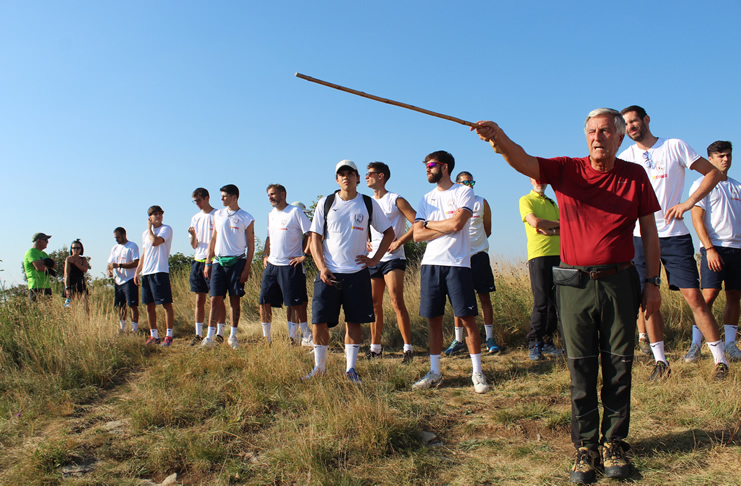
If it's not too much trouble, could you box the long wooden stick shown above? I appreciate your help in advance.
[295,73,476,128]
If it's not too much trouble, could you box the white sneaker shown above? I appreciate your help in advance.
[201,336,216,348]
[472,372,490,394]
[413,370,443,390]
[301,335,314,347]
[228,335,239,349]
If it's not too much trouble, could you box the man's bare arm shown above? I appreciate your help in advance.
[638,214,661,320]
[483,199,492,238]
[691,206,724,272]
[665,158,722,222]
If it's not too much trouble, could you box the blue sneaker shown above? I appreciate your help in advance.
[486,337,501,355]
[301,366,326,382]
[345,368,363,384]
[683,342,702,363]
[444,339,466,357]
[542,343,564,357]
[529,345,543,361]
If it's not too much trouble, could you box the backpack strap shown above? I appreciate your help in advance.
[322,191,338,238]
[322,192,374,240]
[362,194,373,240]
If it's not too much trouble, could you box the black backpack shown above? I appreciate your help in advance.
[322,190,373,240]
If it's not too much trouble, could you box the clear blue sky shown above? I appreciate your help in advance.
[2,1,740,286]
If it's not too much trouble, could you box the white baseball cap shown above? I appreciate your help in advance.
[335,159,359,174]
[291,201,307,211]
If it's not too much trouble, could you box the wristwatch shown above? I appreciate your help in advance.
[423,221,429,229]
[645,276,661,286]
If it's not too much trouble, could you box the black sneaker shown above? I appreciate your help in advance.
[401,350,413,364]
[648,360,671,382]
[713,362,729,381]
[215,334,224,344]
[189,335,203,347]
[601,439,631,478]
[365,350,382,360]
[570,447,599,484]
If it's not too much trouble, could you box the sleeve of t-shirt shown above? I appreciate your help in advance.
[415,197,427,223]
[519,195,535,222]
[689,177,707,210]
[159,225,174,243]
[537,157,566,191]
[459,186,475,214]
[636,168,662,217]
[369,198,392,233]
[131,243,140,260]
[309,197,327,235]
[676,140,702,169]
[297,209,311,234]
[190,215,197,231]
[107,247,116,264]
[242,213,255,230]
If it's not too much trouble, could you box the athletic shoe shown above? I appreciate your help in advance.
[648,360,671,382]
[570,447,599,484]
[300,366,326,382]
[725,341,741,361]
[301,335,313,347]
[683,342,702,363]
[412,370,443,390]
[601,439,631,479]
[215,334,224,344]
[228,335,239,349]
[365,350,382,360]
[529,345,544,361]
[161,336,173,347]
[145,336,161,345]
[485,338,501,355]
[345,368,363,384]
[713,362,730,381]
[189,335,203,347]
[542,343,564,357]
[472,372,490,394]
[401,350,414,364]
[444,339,466,357]
[638,338,651,356]
[200,336,217,348]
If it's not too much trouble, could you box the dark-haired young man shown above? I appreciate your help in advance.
[690,141,741,362]
[188,188,217,345]
[202,184,255,350]
[619,105,728,380]
[107,227,140,333]
[412,151,490,394]
[364,161,417,363]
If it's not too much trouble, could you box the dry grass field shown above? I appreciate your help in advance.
[0,259,739,485]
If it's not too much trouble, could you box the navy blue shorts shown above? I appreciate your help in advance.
[312,268,373,327]
[419,265,478,318]
[700,247,741,290]
[114,279,139,307]
[190,260,211,293]
[141,273,173,305]
[471,251,496,293]
[634,234,699,291]
[369,258,407,279]
[210,259,247,298]
[259,262,308,307]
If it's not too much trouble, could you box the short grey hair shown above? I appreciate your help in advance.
[584,108,625,137]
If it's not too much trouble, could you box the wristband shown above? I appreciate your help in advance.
[205,263,213,266]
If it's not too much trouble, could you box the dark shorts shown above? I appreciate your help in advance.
[471,251,496,293]
[700,247,741,290]
[419,265,478,318]
[312,268,373,327]
[259,262,308,307]
[141,272,173,305]
[190,260,211,293]
[28,288,52,302]
[114,279,139,307]
[634,234,699,291]
[368,258,407,279]
[210,259,247,298]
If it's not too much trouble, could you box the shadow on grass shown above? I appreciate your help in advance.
[632,427,741,456]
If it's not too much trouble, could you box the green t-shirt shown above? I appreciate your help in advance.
[519,191,561,260]
[23,248,51,289]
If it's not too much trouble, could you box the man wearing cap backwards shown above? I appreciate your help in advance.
[475,109,661,483]
[302,160,394,383]
[134,205,175,346]
[259,184,312,344]
[412,151,491,395]
[23,232,56,301]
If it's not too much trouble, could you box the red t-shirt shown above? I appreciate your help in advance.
[537,156,660,266]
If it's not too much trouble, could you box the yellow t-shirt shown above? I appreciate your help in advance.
[519,190,560,260]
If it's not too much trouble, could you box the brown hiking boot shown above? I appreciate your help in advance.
[713,362,729,381]
[648,360,671,382]
[601,439,631,478]
[570,447,598,484]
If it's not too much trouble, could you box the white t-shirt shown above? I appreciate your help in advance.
[190,209,216,261]
[619,137,701,237]
[469,195,489,254]
[267,205,311,266]
[107,241,139,285]
[369,192,408,262]
[213,208,255,257]
[140,224,173,276]
[690,176,741,249]
[416,184,475,267]
[310,192,392,274]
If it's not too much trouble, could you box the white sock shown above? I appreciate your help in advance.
[345,344,360,371]
[650,341,667,363]
[370,343,382,354]
[314,344,328,370]
[119,320,126,331]
[639,332,648,341]
[166,328,173,338]
[206,326,216,339]
[300,321,309,335]
[692,325,703,346]
[195,322,203,336]
[403,343,413,353]
[288,322,298,339]
[132,322,138,332]
[151,329,159,339]
[430,355,441,375]
[707,340,729,365]
[725,325,738,344]
[470,353,483,374]
[484,325,494,340]
[262,322,272,341]
[217,323,225,336]
[454,327,464,342]
[230,326,238,338]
